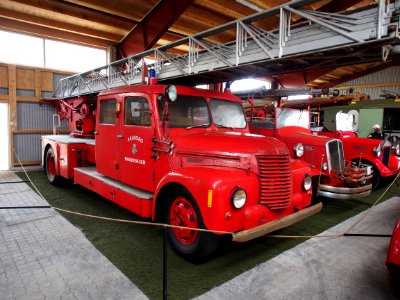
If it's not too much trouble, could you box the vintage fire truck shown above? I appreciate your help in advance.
[312,111,400,189]
[246,104,372,199]
[41,81,321,261]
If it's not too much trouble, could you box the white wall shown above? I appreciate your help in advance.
[0,103,10,170]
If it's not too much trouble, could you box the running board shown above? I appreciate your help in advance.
[74,166,153,218]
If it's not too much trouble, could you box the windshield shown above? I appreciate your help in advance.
[210,99,246,129]
[276,108,309,129]
[159,95,210,128]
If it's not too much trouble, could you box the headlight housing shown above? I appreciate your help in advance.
[231,188,246,209]
[322,162,328,171]
[294,143,304,158]
[303,175,312,191]
[373,146,381,157]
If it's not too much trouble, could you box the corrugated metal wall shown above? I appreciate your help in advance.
[335,67,400,99]
[53,73,69,91]
[13,73,71,164]
[13,133,43,163]
[16,102,69,130]
[16,89,35,97]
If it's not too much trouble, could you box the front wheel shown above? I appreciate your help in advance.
[371,165,380,190]
[166,188,221,262]
[45,147,61,185]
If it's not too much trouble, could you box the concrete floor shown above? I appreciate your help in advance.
[0,171,148,300]
[197,197,400,300]
[1,169,399,299]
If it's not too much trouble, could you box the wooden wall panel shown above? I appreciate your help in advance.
[16,68,35,90]
[0,66,8,88]
[41,71,54,91]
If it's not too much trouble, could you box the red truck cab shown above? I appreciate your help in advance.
[248,106,372,200]
[42,85,321,261]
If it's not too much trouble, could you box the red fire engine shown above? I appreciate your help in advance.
[42,80,321,261]
[315,129,400,189]
[246,105,372,200]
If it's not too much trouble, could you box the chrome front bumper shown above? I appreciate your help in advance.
[232,202,323,243]
[317,183,372,200]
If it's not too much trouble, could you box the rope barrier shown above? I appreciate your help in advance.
[11,146,399,239]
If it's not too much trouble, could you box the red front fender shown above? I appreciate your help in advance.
[153,167,259,233]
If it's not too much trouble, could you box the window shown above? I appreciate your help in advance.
[45,40,106,72]
[158,95,210,128]
[210,99,246,129]
[99,99,116,124]
[0,31,43,67]
[124,97,151,126]
[0,30,106,72]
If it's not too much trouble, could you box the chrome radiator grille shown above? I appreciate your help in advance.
[326,139,345,172]
[382,144,391,167]
[257,154,292,210]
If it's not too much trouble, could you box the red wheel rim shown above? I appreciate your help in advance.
[169,197,199,246]
[47,154,56,179]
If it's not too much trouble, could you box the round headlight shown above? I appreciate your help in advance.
[294,143,304,158]
[231,188,246,209]
[393,144,400,156]
[322,162,328,171]
[303,175,312,191]
[373,146,381,157]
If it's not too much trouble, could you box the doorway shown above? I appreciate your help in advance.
[0,103,10,170]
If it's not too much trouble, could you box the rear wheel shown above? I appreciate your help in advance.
[45,148,60,185]
[166,187,221,262]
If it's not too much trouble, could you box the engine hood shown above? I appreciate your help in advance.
[173,131,288,156]
[342,136,383,148]
[169,131,290,174]
[276,126,330,147]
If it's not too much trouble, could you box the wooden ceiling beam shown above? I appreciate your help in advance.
[61,0,157,21]
[117,0,194,58]
[0,7,122,41]
[7,0,134,31]
[0,17,109,48]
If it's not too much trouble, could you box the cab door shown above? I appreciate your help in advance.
[96,97,119,179]
[117,94,155,192]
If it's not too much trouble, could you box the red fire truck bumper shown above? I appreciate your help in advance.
[317,183,372,200]
[231,202,322,242]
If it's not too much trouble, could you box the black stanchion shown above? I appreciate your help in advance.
[163,226,168,300]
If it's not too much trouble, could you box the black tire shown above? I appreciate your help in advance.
[165,187,221,263]
[371,165,380,191]
[45,148,61,185]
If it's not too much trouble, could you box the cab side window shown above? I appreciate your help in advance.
[99,99,116,124]
[125,97,151,126]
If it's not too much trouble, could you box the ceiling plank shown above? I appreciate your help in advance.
[195,0,251,20]
[0,7,122,41]
[7,0,134,31]
[0,17,109,48]
[61,0,157,21]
